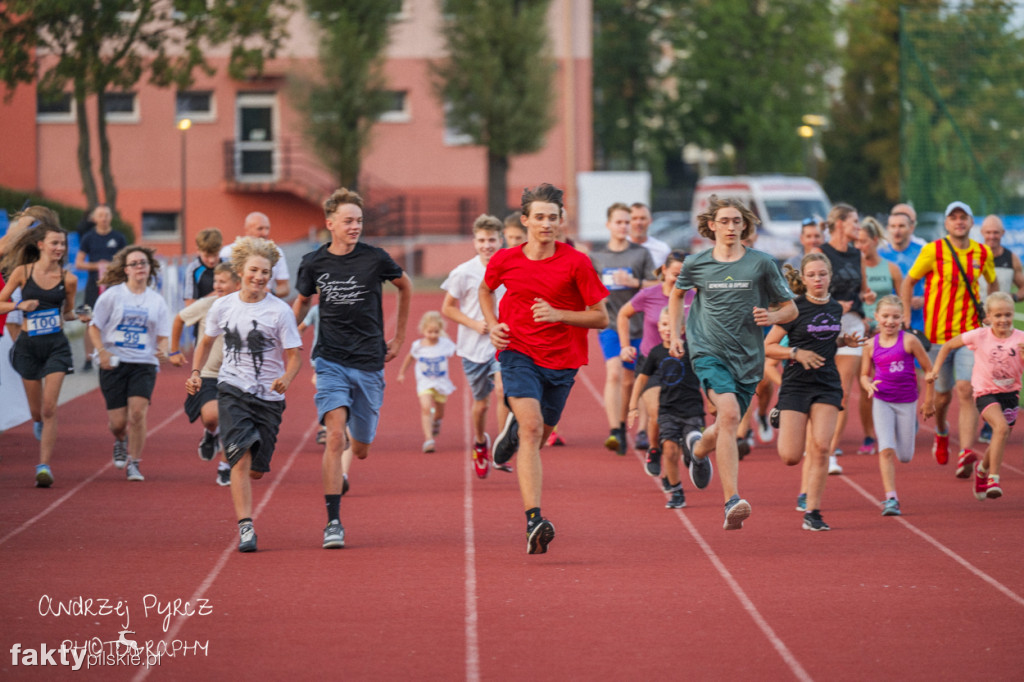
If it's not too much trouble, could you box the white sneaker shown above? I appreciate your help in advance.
[756,414,773,443]
[828,455,843,475]
[422,439,435,453]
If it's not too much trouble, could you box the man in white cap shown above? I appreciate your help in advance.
[901,201,997,477]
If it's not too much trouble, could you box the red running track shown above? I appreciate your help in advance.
[1,290,1023,680]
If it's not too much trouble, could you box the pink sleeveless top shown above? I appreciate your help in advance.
[872,330,918,403]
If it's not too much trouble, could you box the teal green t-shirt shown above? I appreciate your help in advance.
[675,248,794,382]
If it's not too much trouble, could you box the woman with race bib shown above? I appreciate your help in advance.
[0,219,82,488]
[87,246,171,482]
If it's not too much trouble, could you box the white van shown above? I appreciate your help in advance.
[692,175,831,259]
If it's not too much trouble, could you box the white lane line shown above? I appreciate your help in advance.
[576,366,813,682]
[0,408,184,547]
[462,388,481,682]
[133,419,317,682]
[838,473,1024,607]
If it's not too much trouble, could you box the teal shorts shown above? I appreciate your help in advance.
[691,355,759,418]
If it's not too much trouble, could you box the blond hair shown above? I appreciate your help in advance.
[230,236,279,276]
[418,310,448,336]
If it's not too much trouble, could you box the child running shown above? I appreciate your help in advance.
[398,311,457,453]
[628,307,705,509]
[926,292,1024,500]
[860,295,934,516]
[765,254,861,531]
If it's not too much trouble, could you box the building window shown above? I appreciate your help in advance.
[443,101,474,147]
[37,92,74,122]
[142,212,179,240]
[389,0,409,20]
[379,91,410,123]
[103,92,139,123]
[176,90,214,122]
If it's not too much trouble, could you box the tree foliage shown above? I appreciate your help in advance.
[431,0,556,216]
[290,1,395,190]
[0,0,291,215]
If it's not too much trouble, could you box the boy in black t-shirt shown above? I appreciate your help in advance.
[629,308,705,509]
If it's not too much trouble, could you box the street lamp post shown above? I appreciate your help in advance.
[177,117,192,256]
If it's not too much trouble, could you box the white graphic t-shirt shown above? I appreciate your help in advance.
[91,283,171,366]
[411,337,457,396]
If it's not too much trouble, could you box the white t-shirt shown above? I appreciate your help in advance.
[204,291,302,401]
[411,337,457,396]
[440,256,503,363]
[90,283,172,366]
[220,240,290,287]
[178,296,223,379]
[631,235,671,268]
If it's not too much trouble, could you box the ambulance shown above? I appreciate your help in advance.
[691,175,831,260]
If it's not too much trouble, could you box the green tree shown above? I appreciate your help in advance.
[290,2,395,190]
[0,0,291,217]
[431,0,556,216]
[671,0,835,175]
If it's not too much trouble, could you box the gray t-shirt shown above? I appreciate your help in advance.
[675,247,794,382]
[590,242,655,336]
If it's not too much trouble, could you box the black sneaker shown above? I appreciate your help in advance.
[635,430,650,451]
[723,495,751,530]
[112,439,128,469]
[216,467,231,487]
[802,510,831,532]
[526,518,555,554]
[685,432,712,489]
[198,430,218,461]
[238,522,257,552]
[493,413,519,465]
[660,476,672,493]
[665,488,686,509]
[644,447,662,477]
[769,407,780,429]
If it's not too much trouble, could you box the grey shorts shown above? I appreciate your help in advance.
[461,356,500,401]
[929,343,974,393]
[657,413,705,446]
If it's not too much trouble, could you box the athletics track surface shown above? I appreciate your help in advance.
[1,291,1022,681]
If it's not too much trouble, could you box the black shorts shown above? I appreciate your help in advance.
[776,380,843,415]
[10,331,74,381]
[184,377,219,423]
[977,392,1019,426]
[657,413,705,446]
[217,382,285,473]
[99,362,157,410]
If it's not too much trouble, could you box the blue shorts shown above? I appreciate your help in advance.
[691,355,758,418]
[461,356,500,401]
[929,343,974,394]
[598,328,641,370]
[498,350,577,427]
[313,356,385,445]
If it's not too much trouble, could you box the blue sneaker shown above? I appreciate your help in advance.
[685,431,712,489]
[796,493,807,512]
[979,422,992,444]
[493,413,519,466]
[881,498,902,516]
[723,495,751,530]
[33,421,43,440]
[35,464,53,488]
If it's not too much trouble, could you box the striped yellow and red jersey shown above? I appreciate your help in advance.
[908,239,996,344]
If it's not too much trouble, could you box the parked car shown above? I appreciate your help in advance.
[649,211,710,253]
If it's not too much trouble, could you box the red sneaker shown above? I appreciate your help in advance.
[472,434,491,479]
[973,462,989,500]
[546,430,565,447]
[932,433,949,465]
[986,477,1003,499]
[955,448,977,478]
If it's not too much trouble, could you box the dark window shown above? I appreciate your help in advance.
[37,92,73,117]
[103,92,137,117]
[176,91,213,117]
[142,212,179,239]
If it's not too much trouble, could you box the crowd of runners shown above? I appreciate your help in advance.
[2,184,1021,554]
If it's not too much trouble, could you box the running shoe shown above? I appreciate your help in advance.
[604,429,621,454]
[198,430,218,461]
[802,509,831,531]
[796,492,807,512]
[316,427,327,445]
[769,407,780,429]
[125,458,144,482]
[660,476,672,493]
[635,430,650,451]
[422,439,436,453]
[984,477,1003,500]
[978,422,992,444]
[665,488,686,509]
[545,430,565,447]
[112,439,128,469]
[757,413,773,443]
[472,434,491,479]
[432,418,442,437]
[828,455,843,475]
[238,522,257,553]
[723,495,751,530]
[322,520,345,549]
[33,421,43,441]
[527,518,555,555]
[973,463,1002,500]
[736,437,751,460]
[686,432,712,489]
[932,432,949,465]
[881,498,901,516]
[35,463,53,488]
[216,467,231,487]
[493,413,519,465]
[955,448,977,479]
[858,437,877,455]
[644,447,662,478]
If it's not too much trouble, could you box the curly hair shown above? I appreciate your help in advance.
[1,222,68,275]
[783,252,832,297]
[696,195,759,241]
[99,246,161,287]
[324,187,364,216]
[229,236,280,276]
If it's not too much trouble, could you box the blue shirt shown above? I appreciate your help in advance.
[879,240,924,331]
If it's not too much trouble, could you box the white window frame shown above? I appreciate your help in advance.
[379,90,411,123]
[36,92,75,123]
[176,90,216,123]
[103,91,140,124]
[443,101,474,147]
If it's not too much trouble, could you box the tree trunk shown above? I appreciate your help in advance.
[487,150,510,218]
[74,81,99,209]
[96,93,118,219]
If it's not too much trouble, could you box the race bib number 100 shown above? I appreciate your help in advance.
[25,308,61,337]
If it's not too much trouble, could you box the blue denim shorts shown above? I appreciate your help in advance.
[691,355,758,418]
[461,356,500,401]
[498,350,577,427]
[314,356,385,444]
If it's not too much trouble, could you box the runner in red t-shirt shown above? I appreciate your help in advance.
[480,183,609,555]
